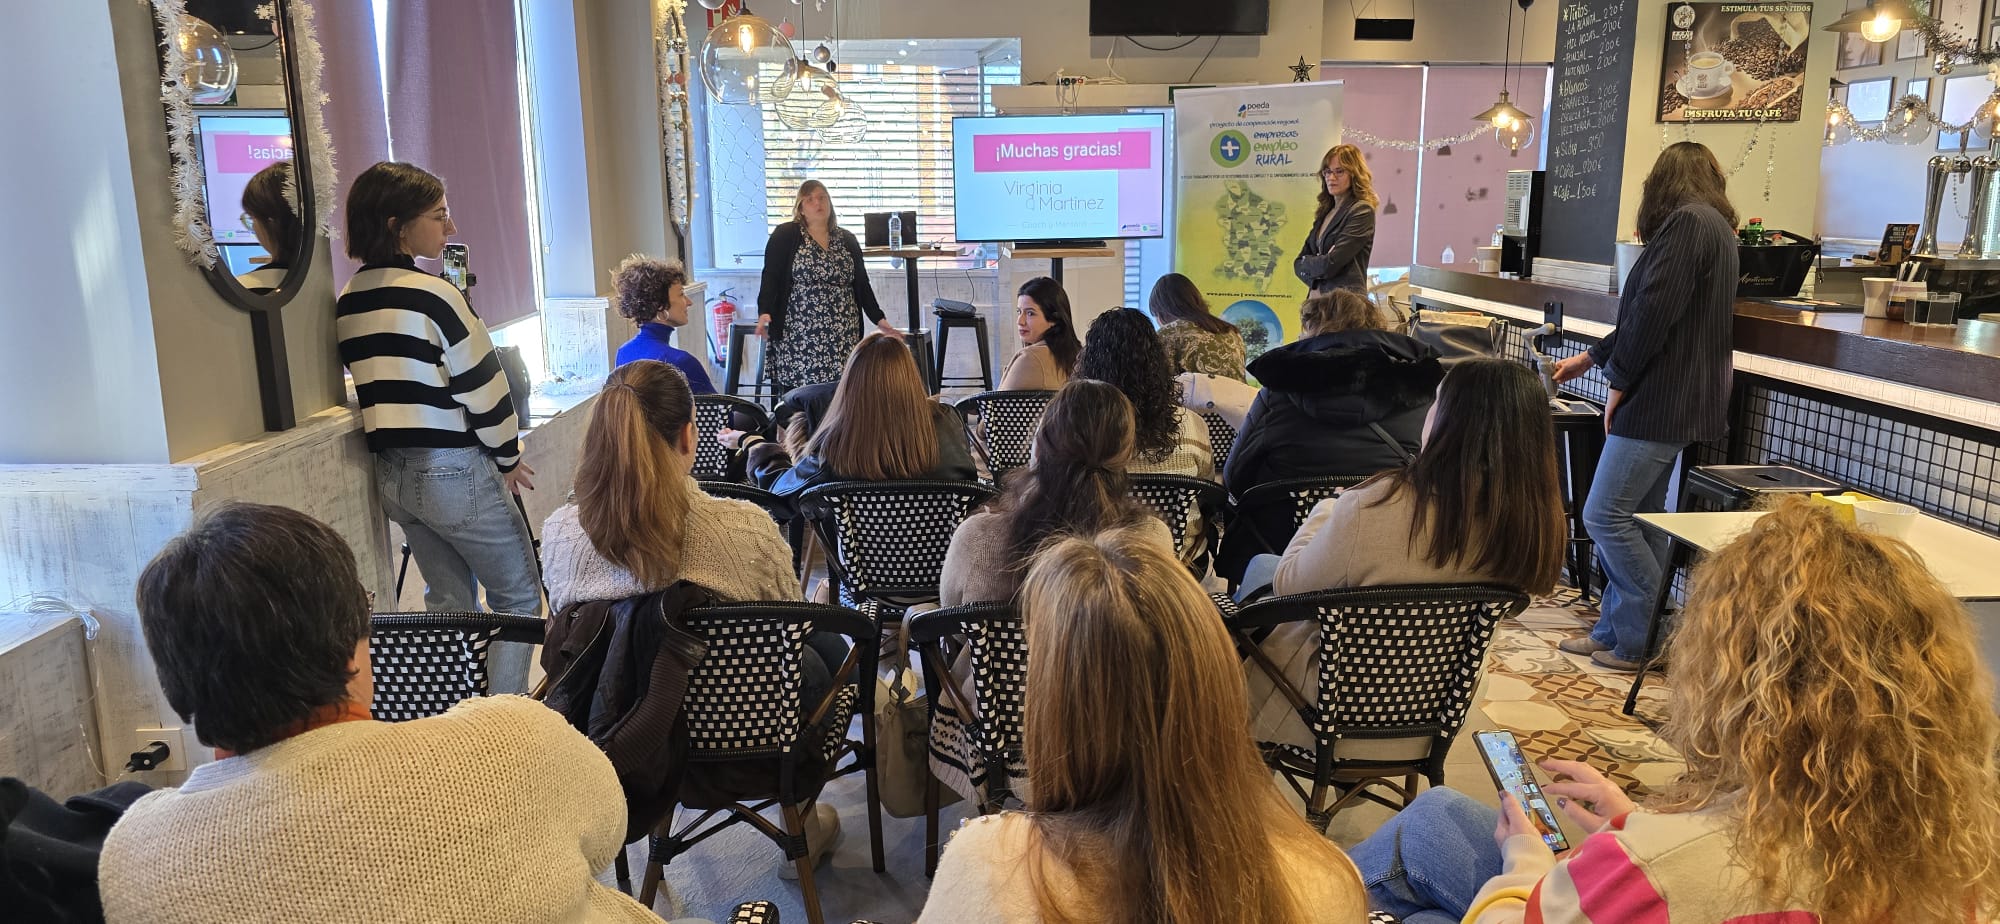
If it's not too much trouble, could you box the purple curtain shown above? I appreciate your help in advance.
[313,0,391,295]
[383,1,538,328]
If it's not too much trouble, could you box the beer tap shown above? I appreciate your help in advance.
[1916,152,1971,257]
[1958,134,2000,259]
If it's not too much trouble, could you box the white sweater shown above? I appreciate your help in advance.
[541,481,800,612]
[98,696,654,924]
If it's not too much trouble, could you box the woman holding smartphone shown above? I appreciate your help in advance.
[1351,498,2000,924]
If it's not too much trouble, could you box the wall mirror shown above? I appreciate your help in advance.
[150,0,336,430]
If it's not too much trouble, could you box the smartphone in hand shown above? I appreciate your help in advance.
[1474,729,1572,852]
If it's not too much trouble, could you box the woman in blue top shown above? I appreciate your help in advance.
[611,255,715,393]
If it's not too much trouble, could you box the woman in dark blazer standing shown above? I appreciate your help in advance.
[1550,141,1738,672]
[1293,144,1378,296]
[756,179,903,395]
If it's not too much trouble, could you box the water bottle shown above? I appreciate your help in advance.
[888,213,903,249]
[1492,224,1505,247]
[1442,245,1456,265]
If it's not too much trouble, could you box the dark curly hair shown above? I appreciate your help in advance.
[612,254,690,325]
[1076,307,1182,463]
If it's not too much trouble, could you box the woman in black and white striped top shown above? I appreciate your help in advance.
[335,162,542,622]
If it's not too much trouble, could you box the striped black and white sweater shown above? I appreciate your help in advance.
[336,257,521,472]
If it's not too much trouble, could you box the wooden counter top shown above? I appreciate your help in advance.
[1412,265,2000,405]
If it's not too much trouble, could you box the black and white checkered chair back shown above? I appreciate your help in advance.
[957,390,1055,481]
[368,612,545,722]
[692,395,770,480]
[1304,590,1521,744]
[681,605,858,760]
[1201,411,1237,469]
[1129,475,1223,559]
[917,604,1028,804]
[806,482,993,601]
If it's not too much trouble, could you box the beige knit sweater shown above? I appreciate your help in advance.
[541,479,799,612]
[98,696,655,924]
[917,812,1367,923]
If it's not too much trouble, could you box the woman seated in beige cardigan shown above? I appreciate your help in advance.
[997,276,1081,391]
[1241,358,1566,750]
[919,526,1367,923]
[100,503,657,924]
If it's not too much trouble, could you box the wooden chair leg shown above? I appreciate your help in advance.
[781,801,826,924]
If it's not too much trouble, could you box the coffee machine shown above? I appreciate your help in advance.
[1501,169,1546,277]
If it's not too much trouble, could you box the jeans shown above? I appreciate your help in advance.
[1237,553,1282,603]
[376,446,544,615]
[1350,788,1504,924]
[1581,435,1684,661]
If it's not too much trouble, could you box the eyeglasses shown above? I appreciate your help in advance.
[1319,169,1347,179]
[239,212,257,231]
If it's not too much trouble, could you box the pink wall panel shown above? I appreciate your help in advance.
[1323,67,1424,270]
[1415,66,1550,269]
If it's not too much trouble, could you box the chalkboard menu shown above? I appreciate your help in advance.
[1542,0,1639,265]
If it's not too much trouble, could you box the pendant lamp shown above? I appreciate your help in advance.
[1823,0,1917,42]
[700,3,798,106]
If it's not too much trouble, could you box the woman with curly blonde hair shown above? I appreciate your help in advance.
[1351,495,2000,923]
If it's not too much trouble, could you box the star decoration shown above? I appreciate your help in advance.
[1289,56,1316,82]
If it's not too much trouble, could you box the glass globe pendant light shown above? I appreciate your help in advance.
[816,91,868,144]
[1884,95,1935,145]
[1475,0,1536,153]
[700,3,798,106]
[177,16,239,104]
[1823,100,1853,146]
[775,62,837,129]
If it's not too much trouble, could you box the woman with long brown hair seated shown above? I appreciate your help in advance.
[918,526,1368,923]
[1351,496,2000,923]
[1147,272,1246,381]
[1240,358,1564,750]
[727,333,976,520]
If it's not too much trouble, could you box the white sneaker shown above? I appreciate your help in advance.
[776,803,841,879]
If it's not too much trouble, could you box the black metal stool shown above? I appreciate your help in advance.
[722,321,777,404]
[1550,399,1605,601]
[933,313,994,391]
[1681,464,1842,512]
[902,328,939,394]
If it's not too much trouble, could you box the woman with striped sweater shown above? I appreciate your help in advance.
[335,162,541,619]
[1352,498,2000,924]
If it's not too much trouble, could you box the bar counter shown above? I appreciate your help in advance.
[1407,264,2000,540]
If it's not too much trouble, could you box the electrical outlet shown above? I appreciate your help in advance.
[131,727,189,773]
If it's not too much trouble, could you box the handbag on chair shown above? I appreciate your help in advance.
[1408,307,1501,369]
[874,623,960,818]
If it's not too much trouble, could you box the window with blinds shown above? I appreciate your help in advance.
[726,42,1018,269]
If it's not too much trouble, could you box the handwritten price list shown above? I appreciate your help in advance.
[1541,0,1638,264]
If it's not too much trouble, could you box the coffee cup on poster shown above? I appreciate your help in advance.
[1684,51,1737,98]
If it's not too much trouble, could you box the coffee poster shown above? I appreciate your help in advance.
[1658,1,1810,122]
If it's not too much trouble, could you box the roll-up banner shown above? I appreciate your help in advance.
[1173,82,1344,360]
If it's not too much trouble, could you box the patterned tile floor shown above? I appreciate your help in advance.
[1479,587,1684,797]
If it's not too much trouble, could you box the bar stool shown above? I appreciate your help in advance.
[1680,463,1842,512]
[1549,400,1605,601]
[722,322,777,404]
[902,328,939,394]
[933,313,994,391]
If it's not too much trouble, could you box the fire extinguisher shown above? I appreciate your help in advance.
[709,288,738,366]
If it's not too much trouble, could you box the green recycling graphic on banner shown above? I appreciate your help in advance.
[1174,82,1344,361]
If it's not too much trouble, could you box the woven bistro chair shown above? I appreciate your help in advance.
[693,394,773,481]
[953,389,1056,483]
[1225,584,1530,831]
[1200,410,1239,470]
[635,602,880,924]
[1229,474,1374,557]
[798,480,996,633]
[367,612,546,721]
[907,602,1027,878]
[1129,473,1229,567]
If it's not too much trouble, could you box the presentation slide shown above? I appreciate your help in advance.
[951,113,1166,243]
[197,113,293,247]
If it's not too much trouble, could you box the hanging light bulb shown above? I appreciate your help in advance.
[775,64,837,128]
[1823,101,1853,146]
[700,4,797,106]
[817,91,869,144]
[1823,0,1916,42]
[1496,115,1536,153]
[1473,91,1535,152]
[1858,9,1901,42]
[1885,95,1934,145]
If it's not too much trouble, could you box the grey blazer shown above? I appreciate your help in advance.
[1293,198,1377,295]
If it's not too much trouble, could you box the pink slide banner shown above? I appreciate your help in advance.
[211,133,294,173]
[973,130,1154,172]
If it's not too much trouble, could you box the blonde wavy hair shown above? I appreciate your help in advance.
[1017,526,1365,924]
[1313,143,1379,223]
[1655,496,2000,922]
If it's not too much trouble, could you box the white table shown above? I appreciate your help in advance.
[1626,510,2000,713]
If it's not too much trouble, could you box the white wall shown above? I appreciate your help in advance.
[0,0,171,465]
[1322,0,1557,64]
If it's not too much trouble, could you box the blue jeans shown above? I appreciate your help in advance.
[376,446,544,617]
[1351,788,1504,924]
[1237,553,1282,602]
[1581,435,1683,661]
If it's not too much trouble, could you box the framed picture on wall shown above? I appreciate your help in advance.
[1658,1,1811,122]
[1939,73,1989,151]
[1990,21,2000,48]
[1897,29,1925,59]
[1907,77,1931,106]
[1838,30,1887,68]
[1846,77,1895,123]
[1934,0,1984,45]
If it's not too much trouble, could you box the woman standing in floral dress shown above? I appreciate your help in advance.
[756,180,901,395]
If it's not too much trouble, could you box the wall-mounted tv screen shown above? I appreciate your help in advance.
[1089,0,1270,36]
[196,111,293,247]
[950,113,1166,243]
